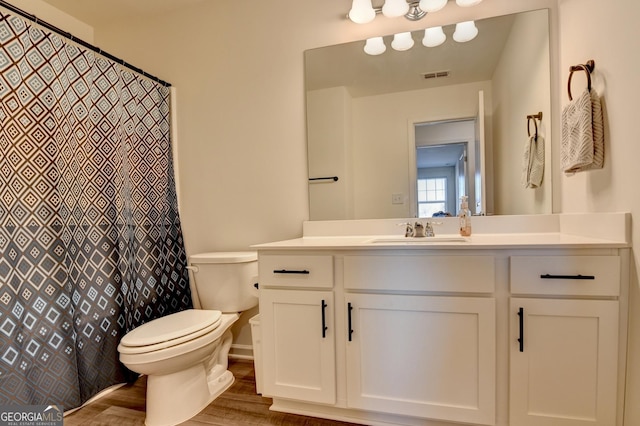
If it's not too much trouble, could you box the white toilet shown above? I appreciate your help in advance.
[117,252,258,426]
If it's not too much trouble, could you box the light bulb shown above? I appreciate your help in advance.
[391,32,415,51]
[382,0,410,18]
[456,0,482,6]
[349,0,376,24]
[364,37,386,55]
[419,0,447,13]
[453,20,478,42]
[422,26,446,47]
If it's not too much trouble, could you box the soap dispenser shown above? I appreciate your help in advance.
[459,195,472,237]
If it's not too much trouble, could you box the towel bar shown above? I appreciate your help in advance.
[309,176,339,182]
[527,112,542,138]
[568,59,595,100]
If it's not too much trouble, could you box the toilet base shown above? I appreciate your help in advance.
[139,320,238,426]
[145,363,235,426]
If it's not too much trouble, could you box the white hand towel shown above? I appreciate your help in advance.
[561,88,605,174]
[574,89,604,172]
[522,134,545,188]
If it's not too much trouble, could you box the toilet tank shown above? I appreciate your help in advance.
[188,252,258,313]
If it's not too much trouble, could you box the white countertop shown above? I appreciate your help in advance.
[252,232,628,250]
[252,213,631,251]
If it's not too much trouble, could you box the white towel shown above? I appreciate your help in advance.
[561,88,605,174]
[575,89,604,171]
[522,134,545,188]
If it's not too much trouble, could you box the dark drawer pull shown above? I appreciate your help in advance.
[517,307,524,352]
[273,269,310,275]
[347,303,354,342]
[321,300,328,338]
[540,274,595,280]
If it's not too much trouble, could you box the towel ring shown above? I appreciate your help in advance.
[567,60,595,101]
[527,112,542,138]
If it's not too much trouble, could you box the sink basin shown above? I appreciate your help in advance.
[368,236,468,244]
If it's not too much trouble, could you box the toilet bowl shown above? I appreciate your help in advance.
[117,252,258,426]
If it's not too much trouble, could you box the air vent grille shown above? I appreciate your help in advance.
[422,70,450,79]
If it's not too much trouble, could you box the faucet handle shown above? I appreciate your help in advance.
[424,221,434,237]
[398,222,414,237]
[424,220,442,237]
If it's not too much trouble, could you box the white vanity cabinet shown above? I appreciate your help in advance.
[255,230,629,426]
[258,254,336,404]
[343,254,496,425]
[260,289,336,404]
[509,255,622,426]
[345,293,496,425]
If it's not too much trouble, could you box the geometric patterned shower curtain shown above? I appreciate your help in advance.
[0,11,192,409]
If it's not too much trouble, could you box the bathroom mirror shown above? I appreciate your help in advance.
[306,8,552,220]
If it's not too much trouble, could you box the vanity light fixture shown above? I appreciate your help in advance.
[456,0,483,6]
[391,32,415,51]
[364,36,387,55]
[363,20,477,55]
[422,26,446,47]
[382,0,410,18]
[405,3,427,21]
[453,20,478,42]
[348,0,482,24]
[349,0,376,24]
[419,0,447,13]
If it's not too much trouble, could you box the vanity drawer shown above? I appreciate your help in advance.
[510,256,620,296]
[343,255,495,293]
[259,254,333,288]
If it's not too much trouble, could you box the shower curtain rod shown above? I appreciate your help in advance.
[0,0,171,87]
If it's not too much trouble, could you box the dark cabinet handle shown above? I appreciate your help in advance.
[517,307,524,352]
[321,300,328,338]
[273,269,310,275]
[347,302,354,342]
[540,274,595,280]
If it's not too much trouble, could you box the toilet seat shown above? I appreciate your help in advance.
[118,309,222,354]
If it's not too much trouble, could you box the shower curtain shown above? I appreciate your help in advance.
[0,11,192,409]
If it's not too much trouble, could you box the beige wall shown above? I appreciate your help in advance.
[492,10,551,215]
[351,80,491,218]
[87,0,557,254]
[307,87,352,220]
[8,0,93,41]
[11,0,640,421]
[308,80,491,220]
[557,1,640,424]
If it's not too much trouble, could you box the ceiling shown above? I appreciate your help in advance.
[41,0,207,26]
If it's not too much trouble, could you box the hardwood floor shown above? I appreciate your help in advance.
[64,359,359,425]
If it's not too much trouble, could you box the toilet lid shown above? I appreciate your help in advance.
[119,309,222,349]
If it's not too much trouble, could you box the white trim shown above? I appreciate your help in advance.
[229,343,254,360]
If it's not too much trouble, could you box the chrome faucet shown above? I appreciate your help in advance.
[400,221,433,237]
[399,220,440,237]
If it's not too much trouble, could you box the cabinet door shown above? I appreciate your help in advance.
[260,289,335,404]
[345,294,496,425]
[510,298,619,426]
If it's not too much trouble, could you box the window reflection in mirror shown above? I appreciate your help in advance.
[415,119,476,218]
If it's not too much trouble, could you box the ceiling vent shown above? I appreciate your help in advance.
[422,70,450,79]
